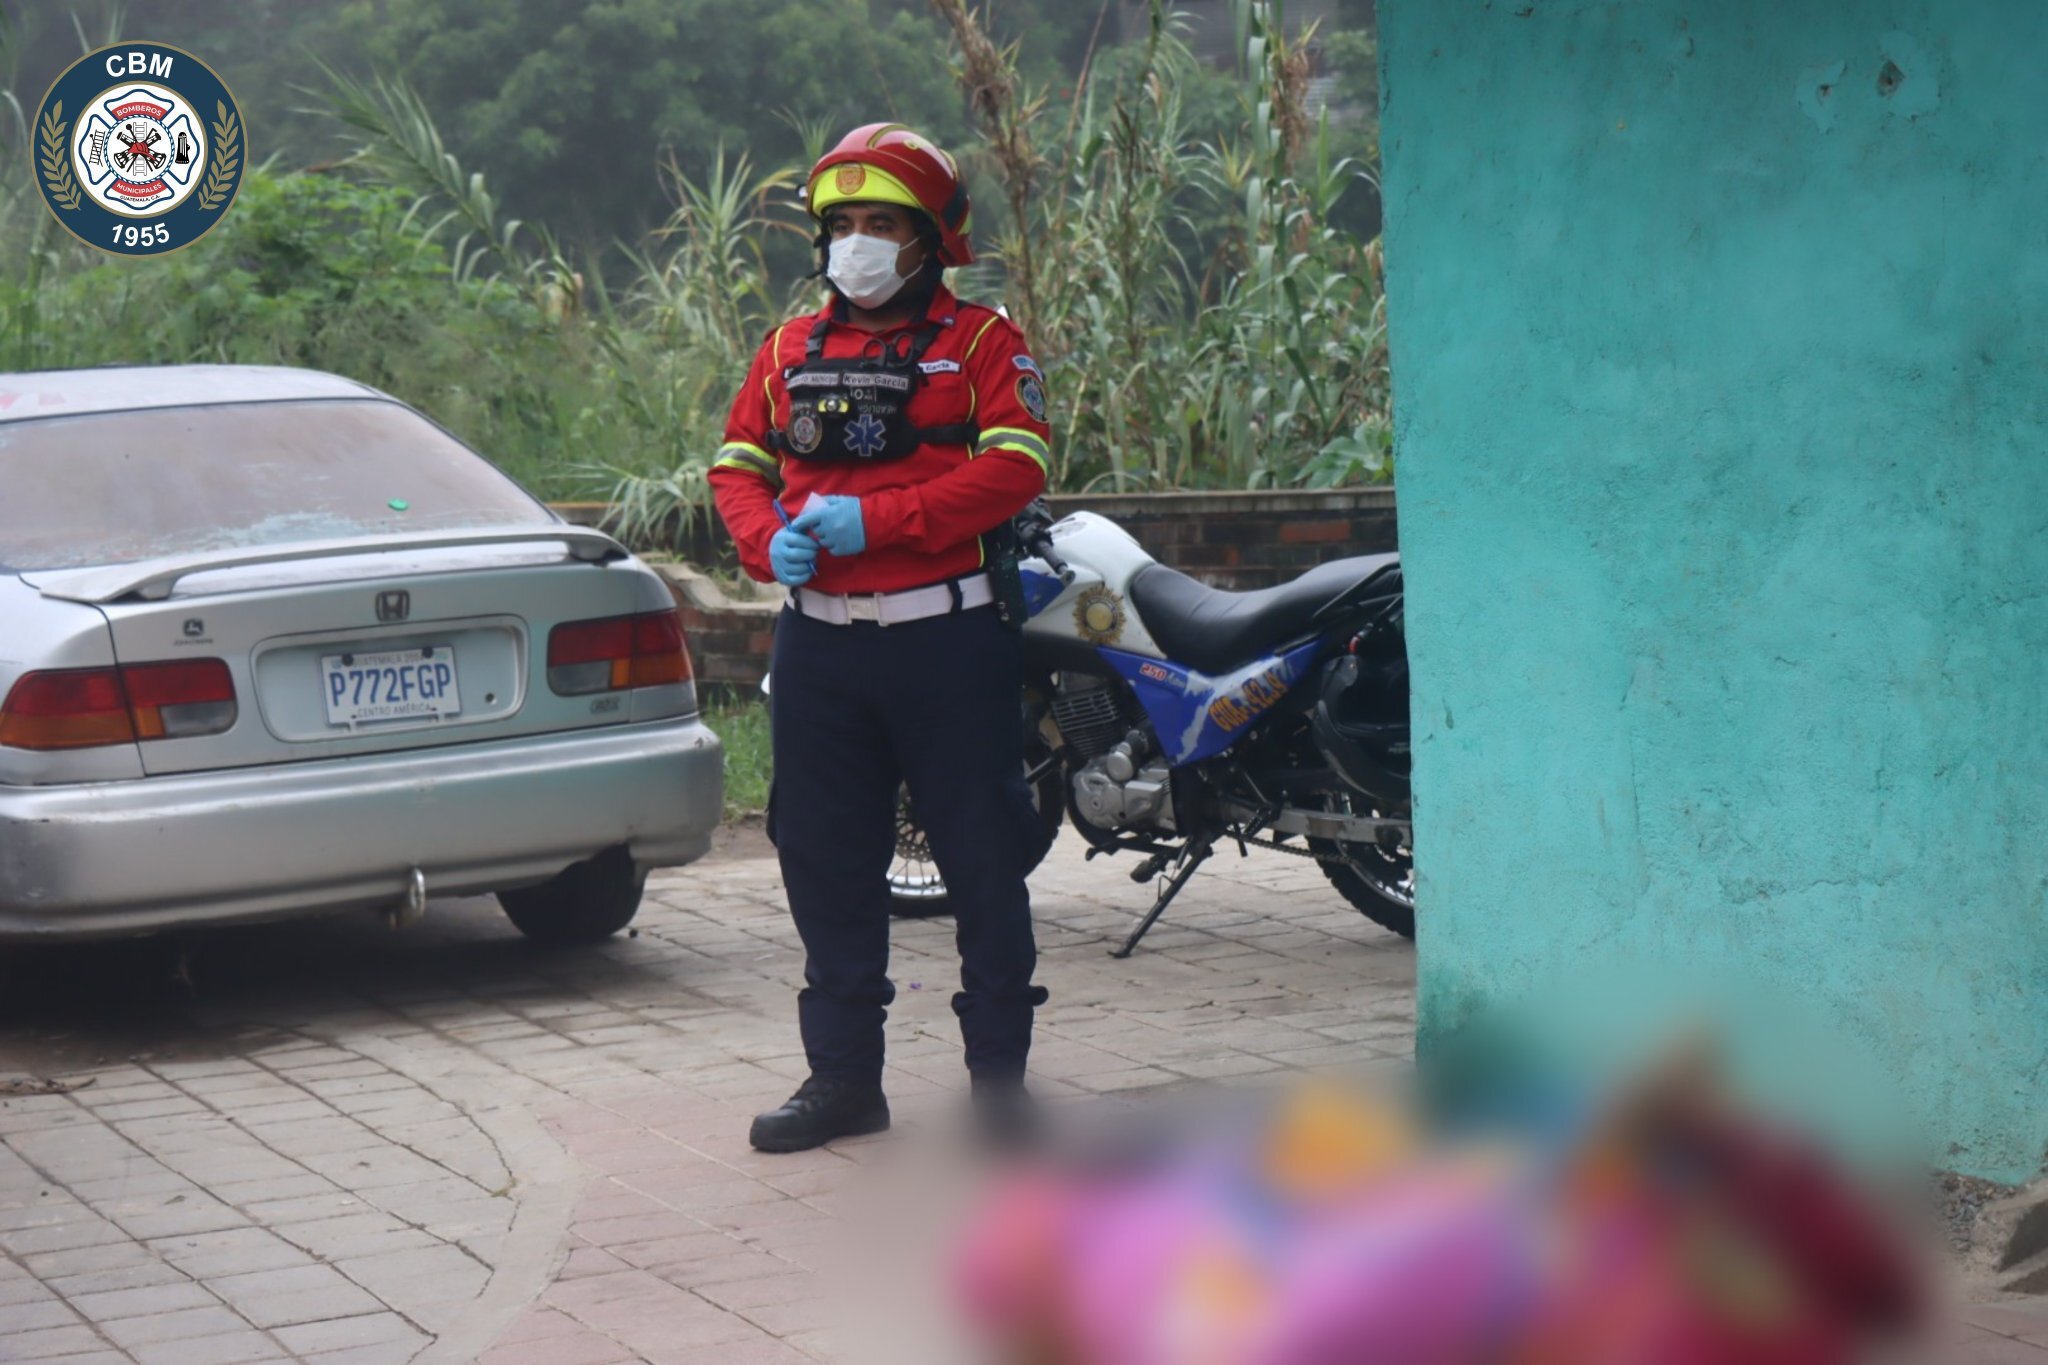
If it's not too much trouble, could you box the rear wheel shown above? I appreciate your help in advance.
[499,846,646,945]
[1308,792,1415,939]
[889,751,1065,918]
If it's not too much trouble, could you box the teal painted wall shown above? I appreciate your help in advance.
[1379,0,2048,1179]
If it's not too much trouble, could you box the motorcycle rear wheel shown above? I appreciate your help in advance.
[1308,791,1416,940]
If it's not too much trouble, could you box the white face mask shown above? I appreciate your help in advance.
[827,232,916,309]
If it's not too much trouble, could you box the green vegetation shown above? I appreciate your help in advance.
[0,1,1389,550]
[703,695,773,819]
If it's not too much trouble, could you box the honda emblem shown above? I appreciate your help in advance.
[376,590,411,622]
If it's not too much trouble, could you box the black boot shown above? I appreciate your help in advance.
[969,1076,1040,1150]
[749,1075,890,1153]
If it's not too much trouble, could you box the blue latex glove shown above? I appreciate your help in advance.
[790,495,867,556]
[769,526,820,586]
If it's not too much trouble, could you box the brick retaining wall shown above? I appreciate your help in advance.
[566,487,1399,693]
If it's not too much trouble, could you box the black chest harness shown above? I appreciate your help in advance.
[767,313,978,463]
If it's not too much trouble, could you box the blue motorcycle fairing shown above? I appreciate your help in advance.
[1020,564,1066,618]
[1099,638,1326,767]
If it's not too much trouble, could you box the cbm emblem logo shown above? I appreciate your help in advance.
[376,590,410,623]
[33,42,245,256]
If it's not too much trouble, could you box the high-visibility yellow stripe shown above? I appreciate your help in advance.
[807,163,921,220]
[974,427,1051,474]
[762,323,790,424]
[962,315,1006,421]
[714,443,782,483]
[963,314,1004,361]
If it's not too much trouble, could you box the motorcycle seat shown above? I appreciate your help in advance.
[1128,554,1401,675]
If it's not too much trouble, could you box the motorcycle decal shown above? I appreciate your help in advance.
[1208,661,1291,730]
[1072,583,1126,645]
[1100,638,1322,766]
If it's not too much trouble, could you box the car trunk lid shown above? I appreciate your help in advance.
[22,533,651,776]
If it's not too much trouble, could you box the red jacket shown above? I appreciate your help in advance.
[708,285,1051,594]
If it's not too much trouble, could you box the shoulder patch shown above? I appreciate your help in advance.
[1016,374,1048,424]
[1012,354,1045,382]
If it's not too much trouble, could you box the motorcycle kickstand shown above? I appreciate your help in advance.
[1111,843,1212,959]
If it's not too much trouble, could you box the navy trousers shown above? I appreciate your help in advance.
[767,602,1048,1085]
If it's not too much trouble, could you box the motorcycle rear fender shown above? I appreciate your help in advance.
[1311,652,1412,809]
[1309,561,1402,628]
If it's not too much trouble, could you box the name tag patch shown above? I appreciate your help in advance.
[918,359,962,375]
[786,370,911,392]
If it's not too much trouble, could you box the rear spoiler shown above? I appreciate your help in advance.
[27,526,629,604]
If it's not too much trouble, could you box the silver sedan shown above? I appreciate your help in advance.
[0,364,722,944]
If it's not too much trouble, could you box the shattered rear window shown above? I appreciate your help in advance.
[0,398,553,571]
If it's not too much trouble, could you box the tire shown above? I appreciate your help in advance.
[498,846,647,945]
[888,754,1065,918]
[1308,792,1416,940]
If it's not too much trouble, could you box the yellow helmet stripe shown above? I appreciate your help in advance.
[807,163,922,220]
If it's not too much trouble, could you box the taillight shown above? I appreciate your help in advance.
[0,659,238,751]
[628,611,690,688]
[123,659,238,740]
[0,669,133,750]
[547,610,693,696]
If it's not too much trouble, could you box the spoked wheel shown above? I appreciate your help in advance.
[887,785,952,918]
[888,749,1065,918]
[1308,790,1416,940]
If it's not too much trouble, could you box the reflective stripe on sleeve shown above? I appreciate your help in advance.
[973,427,1051,474]
[714,442,783,484]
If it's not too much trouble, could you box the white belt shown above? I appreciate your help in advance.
[791,573,994,626]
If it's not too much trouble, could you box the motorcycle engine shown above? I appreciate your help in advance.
[1052,676,1176,834]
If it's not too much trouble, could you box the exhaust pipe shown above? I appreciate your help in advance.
[385,867,429,930]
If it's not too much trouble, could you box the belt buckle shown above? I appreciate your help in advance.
[846,593,884,624]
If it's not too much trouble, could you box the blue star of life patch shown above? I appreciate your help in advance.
[844,412,888,459]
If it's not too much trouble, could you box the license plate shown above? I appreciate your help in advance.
[321,646,461,727]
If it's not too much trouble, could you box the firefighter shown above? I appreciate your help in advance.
[709,124,1054,1152]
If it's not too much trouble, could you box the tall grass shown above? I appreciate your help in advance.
[947,0,1391,492]
[0,1,1388,557]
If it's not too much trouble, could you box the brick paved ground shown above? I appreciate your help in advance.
[0,829,2037,1362]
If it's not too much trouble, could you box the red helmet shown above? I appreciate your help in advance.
[806,123,975,267]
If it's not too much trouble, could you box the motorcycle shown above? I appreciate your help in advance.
[878,499,1413,957]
